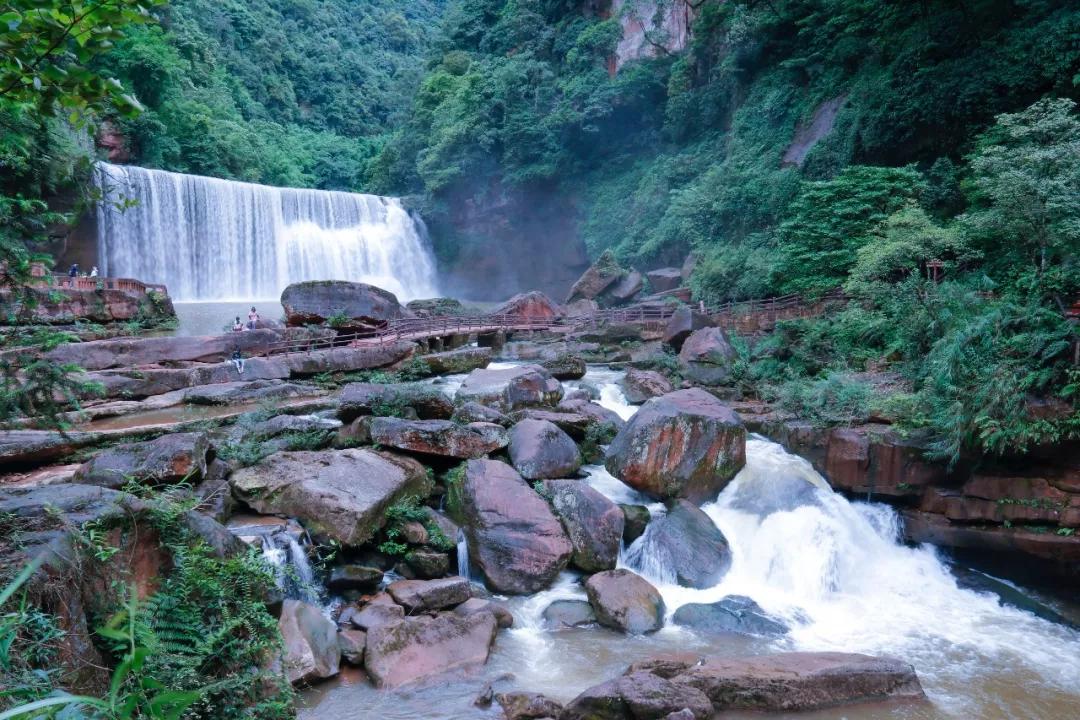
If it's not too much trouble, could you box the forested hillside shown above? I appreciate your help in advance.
[377,0,1080,461]
[98,0,447,189]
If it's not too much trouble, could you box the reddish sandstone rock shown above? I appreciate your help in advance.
[663,306,714,351]
[606,389,746,503]
[492,291,564,320]
[278,599,341,685]
[508,419,581,480]
[364,611,498,688]
[678,327,737,385]
[680,652,924,711]
[368,418,508,459]
[281,280,411,328]
[74,432,210,488]
[584,569,665,634]
[619,368,675,404]
[452,459,572,594]
[543,479,624,572]
[646,267,683,293]
[566,251,624,303]
[561,671,712,720]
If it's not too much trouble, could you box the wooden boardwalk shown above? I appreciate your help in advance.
[256,289,849,359]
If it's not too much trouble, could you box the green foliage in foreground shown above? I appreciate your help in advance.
[0,494,293,719]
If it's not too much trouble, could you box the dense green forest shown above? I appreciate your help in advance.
[371,0,1080,462]
[2,0,1079,457]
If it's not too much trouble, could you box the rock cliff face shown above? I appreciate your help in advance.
[610,0,699,72]
[0,286,175,325]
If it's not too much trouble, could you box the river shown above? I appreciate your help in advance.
[299,365,1080,719]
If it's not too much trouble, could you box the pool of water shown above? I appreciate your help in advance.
[172,300,281,337]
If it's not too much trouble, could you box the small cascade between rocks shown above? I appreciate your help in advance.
[455,528,472,582]
[94,162,439,302]
[261,530,319,604]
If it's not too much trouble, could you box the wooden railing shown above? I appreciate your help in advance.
[254,289,849,359]
[40,273,169,296]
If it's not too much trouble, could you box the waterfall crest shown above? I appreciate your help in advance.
[94,163,439,302]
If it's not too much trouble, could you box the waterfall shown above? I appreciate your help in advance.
[261,531,319,603]
[456,528,472,582]
[94,163,439,302]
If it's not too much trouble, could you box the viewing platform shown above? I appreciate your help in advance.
[27,262,169,296]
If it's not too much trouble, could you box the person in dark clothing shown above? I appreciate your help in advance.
[68,264,78,278]
[231,349,245,374]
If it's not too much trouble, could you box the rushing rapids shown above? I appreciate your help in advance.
[301,365,1080,720]
[94,163,439,302]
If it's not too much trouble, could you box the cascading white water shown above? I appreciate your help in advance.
[456,528,472,582]
[94,163,439,302]
[261,531,319,603]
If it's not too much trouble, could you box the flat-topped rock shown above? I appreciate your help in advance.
[369,418,508,458]
[679,652,924,711]
[229,449,431,546]
[417,347,492,375]
[281,280,411,328]
[338,382,454,422]
[364,611,498,688]
[456,364,562,412]
[73,432,209,488]
[387,577,471,613]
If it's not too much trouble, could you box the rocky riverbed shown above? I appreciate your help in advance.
[3,280,1079,720]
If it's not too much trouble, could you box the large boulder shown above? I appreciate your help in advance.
[678,652,924,712]
[566,250,624,303]
[406,297,465,317]
[229,449,431,546]
[672,596,788,637]
[540,354,587,380]
[364,611,498,688]
[73,432,209,489]
[620,368,674,404]
[386,577,471,613]
[542,599,598,629]
[496,692,564,720]
[278,599,341,685]
[543,480,623,572]
[561,671,712,720]
[606,270,644,304]
[451,402,511,427]
[337,382,454,422]
[605,389,746,503]
[584,569,664,634]
[450,459,572,594]
[663,306,714,351]
[508,419,581,480]
[280,280,410,328]
[678,327,737,386]
[456,364,563,412]
[368,418,508,459]
[417,347,492,375]
[628,500,732,589]
[647,268,683,293]
[510,407,620,442]
[492,291,564,321]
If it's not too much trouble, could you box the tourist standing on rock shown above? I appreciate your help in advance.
[232,316,244,333]
[231,349,245,374]
[247,306,260,329]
